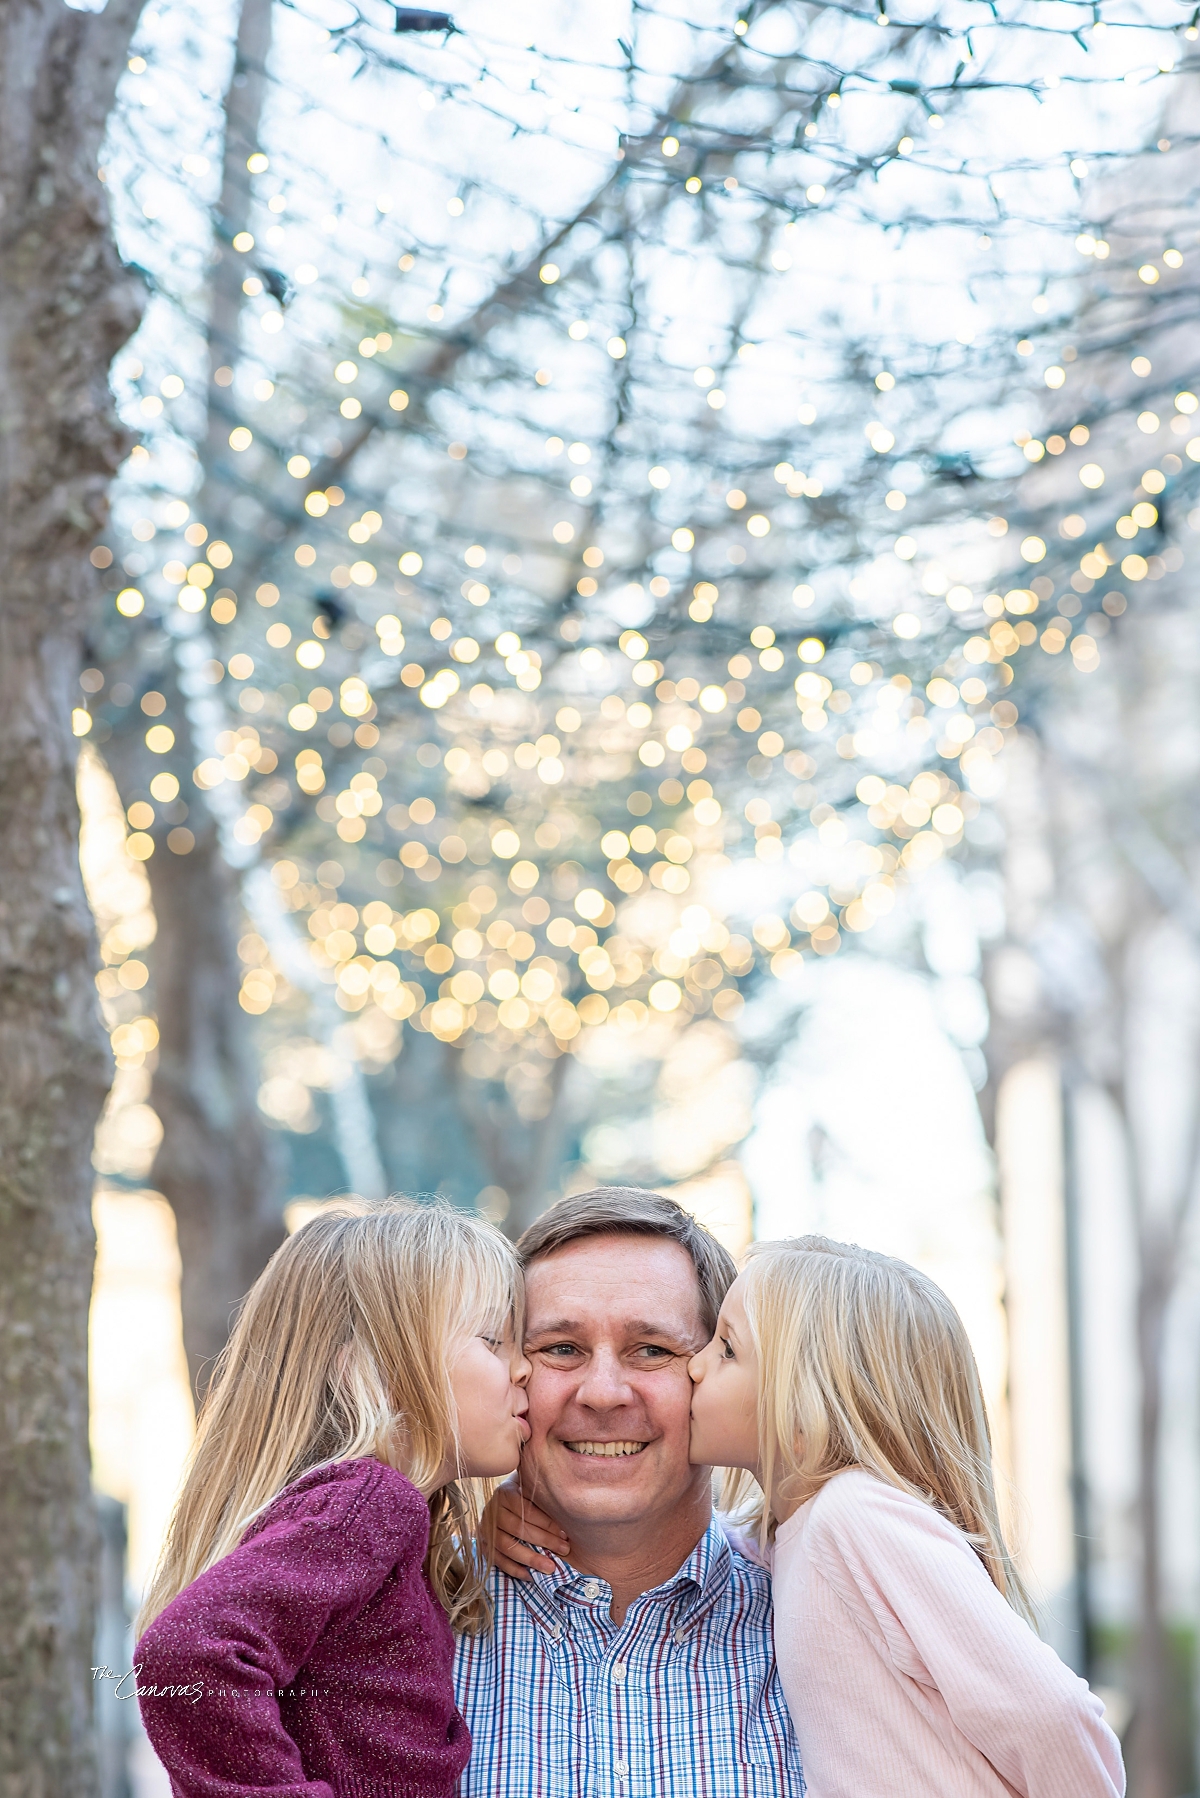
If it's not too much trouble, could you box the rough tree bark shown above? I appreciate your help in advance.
[0,1,144,1790]
[104,0,285,1394]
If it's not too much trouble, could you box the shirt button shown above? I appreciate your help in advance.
[546,1622,562,1640]
[673,1628,686,1644]
[612,1661,627,1682]
[583,1580,601,1600]
[614,1760,629,1780]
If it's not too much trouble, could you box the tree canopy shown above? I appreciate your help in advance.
[78,0,1198,1218]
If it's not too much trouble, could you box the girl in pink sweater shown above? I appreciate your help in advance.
[689,1234,1125,1798]
[135,1202,530,1798]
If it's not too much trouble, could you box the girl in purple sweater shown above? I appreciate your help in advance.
[135,1202,530,1798]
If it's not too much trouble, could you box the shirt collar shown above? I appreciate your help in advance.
[508,1518,733,1634]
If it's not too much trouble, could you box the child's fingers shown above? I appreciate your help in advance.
[494,1483,567,1539]
[496,1491,571,1552]
[481,1482,570,1578]
[492,1529,559,1579]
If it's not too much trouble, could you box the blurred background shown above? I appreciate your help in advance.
[75,0,1200,1792]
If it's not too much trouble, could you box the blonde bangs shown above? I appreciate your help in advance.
[741,1235,1034,1623]
[139,1201,521,1639]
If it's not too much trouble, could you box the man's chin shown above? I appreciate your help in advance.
[553,1464,663,1522]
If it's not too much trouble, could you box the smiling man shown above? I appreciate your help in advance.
[454,1187,803,1797]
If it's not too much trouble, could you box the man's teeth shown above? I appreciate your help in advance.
[564,1440,647,1457]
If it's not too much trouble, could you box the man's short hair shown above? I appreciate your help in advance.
[516,1187,737,1336]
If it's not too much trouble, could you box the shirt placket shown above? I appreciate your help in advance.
[566,1577,626,1798]
[595,1586,633,1796]
[606,1605,650,1795]
[575,1576,701,1797]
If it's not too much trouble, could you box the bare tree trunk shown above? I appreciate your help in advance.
[452,1049,574,1239]
[147,773,285,1397]
[1115,1046,1200,1798]
[0,1,144,1788]
[1095,900,1200,1795]
[101,677,284,1397]
[103,0,285,1393]
[1132,1227,1173,1798]
[159,0,283,1393]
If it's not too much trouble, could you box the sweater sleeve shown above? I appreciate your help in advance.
[135,1460,429,1798]
[808,1473,1125,1798]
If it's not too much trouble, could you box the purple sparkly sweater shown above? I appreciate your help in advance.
[135,1458,471,1798]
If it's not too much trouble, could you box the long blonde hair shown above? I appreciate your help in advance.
[740,1235,1033,1621]
[138,1200,521,1637]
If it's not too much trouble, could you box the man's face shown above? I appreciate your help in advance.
[519,1233,711,1530]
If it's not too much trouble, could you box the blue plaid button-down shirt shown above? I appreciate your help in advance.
[454,1520,804,1797]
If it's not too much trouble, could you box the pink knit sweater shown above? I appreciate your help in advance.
[772,1469,1125,1798]
[135,1459,470,1798]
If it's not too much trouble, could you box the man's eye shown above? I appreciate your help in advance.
[634,1345,674,1361]
[541,1343,582,1359]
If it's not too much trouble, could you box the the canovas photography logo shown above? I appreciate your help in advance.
[93,1664,204,1704]
[93,1665,333,1703]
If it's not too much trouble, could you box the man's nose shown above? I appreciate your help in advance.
[575,1346,636,1409]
